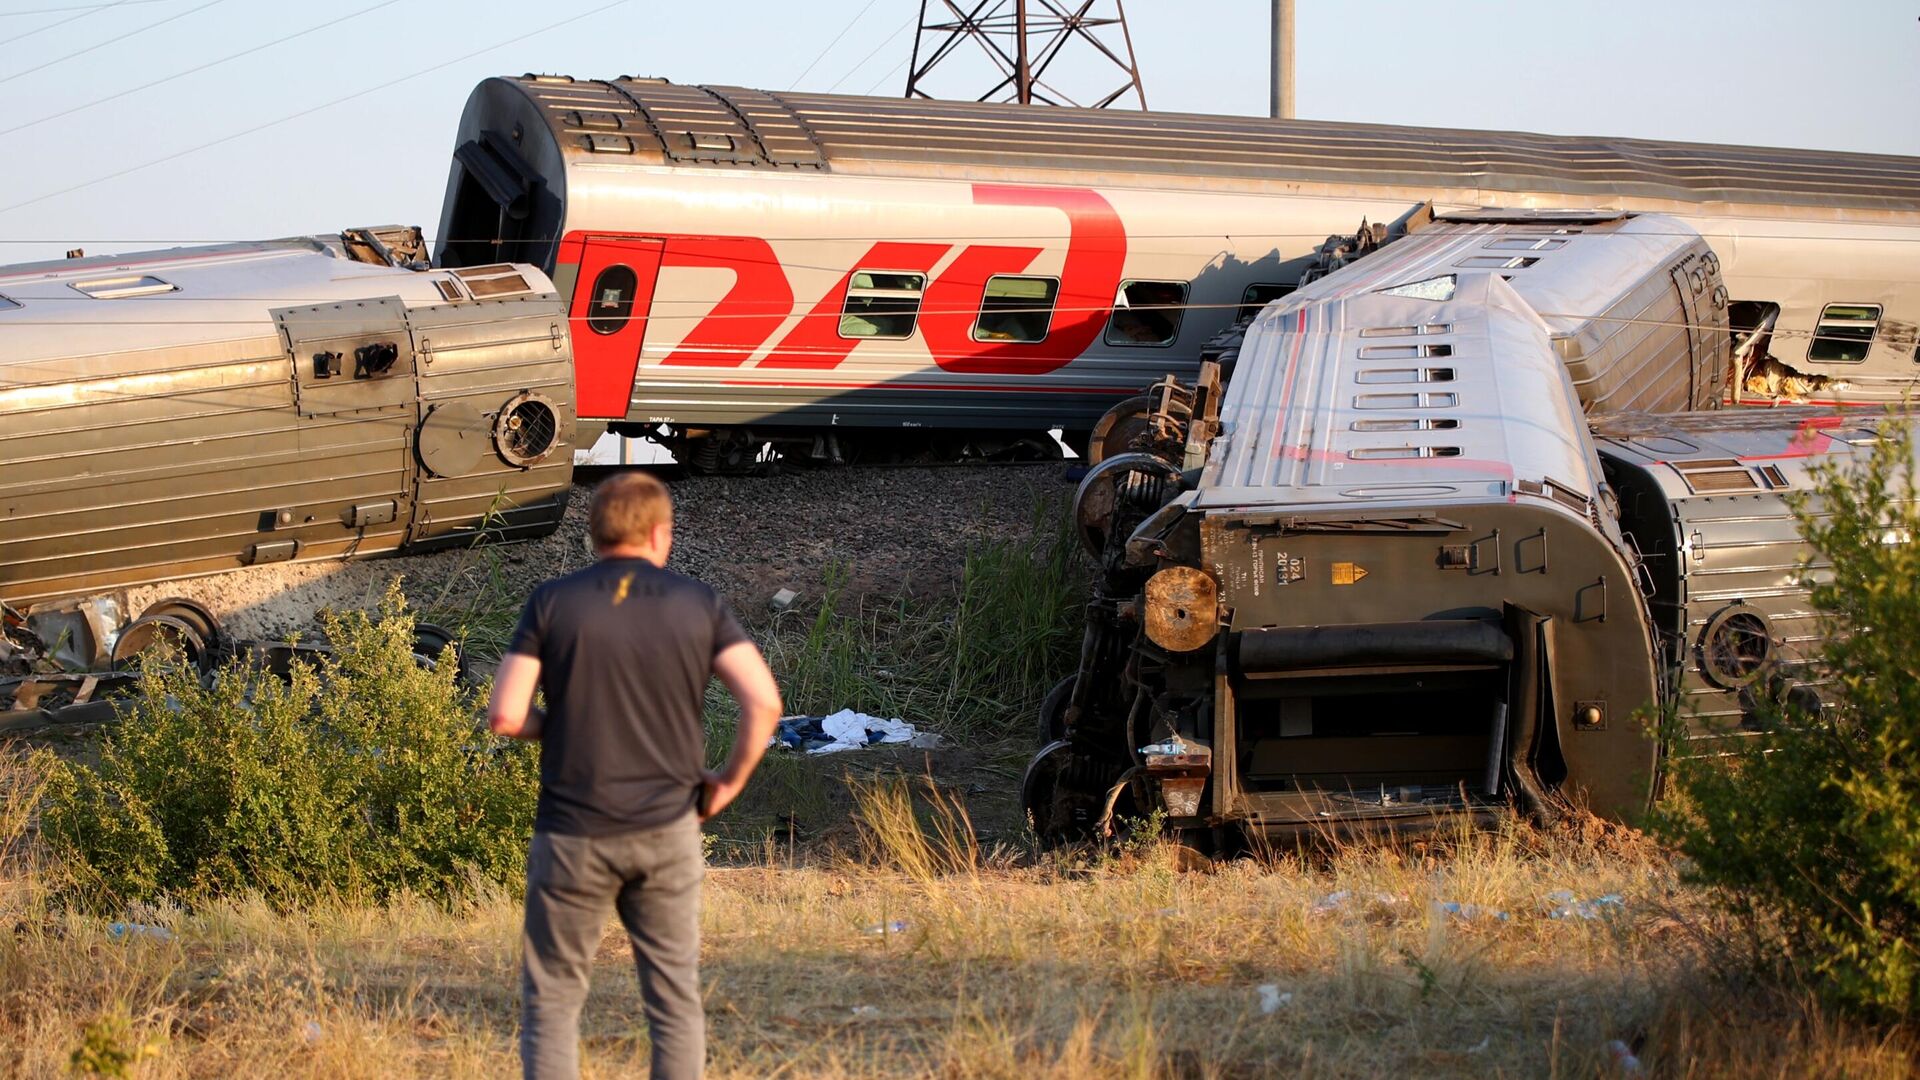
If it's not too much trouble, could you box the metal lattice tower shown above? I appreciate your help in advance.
[904,1,1147,109]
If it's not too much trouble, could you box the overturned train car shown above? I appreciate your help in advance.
[0,228,576,607]
[1030,237,1914,842]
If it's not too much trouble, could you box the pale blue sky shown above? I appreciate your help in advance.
[2,0,1915,264]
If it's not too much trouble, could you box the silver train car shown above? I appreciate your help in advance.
[0,228,576,607]
[1031,234,1914,841]
[437,75,1920,466]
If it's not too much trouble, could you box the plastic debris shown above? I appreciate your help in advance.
[302,1021,325,1044]
[769,588,800,612]
[1544,890,1626,920]
[771,710,940,754]
[1256,984,1292,1014]
[1606,1039,1645,1076]
[106,922,173,942]
[1435,901,1509,922]
[1309,889,1402,914]
[1465,1035,1490,1054]
[849,1005,879,1018]
[863,920,909,936]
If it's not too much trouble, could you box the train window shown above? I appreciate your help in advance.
[586,265,639,335]
[1458,255,1540,270]
[1105,280,1187,347]
[973,275,1058,342]
[71,274,175,299]
[838,270,926,339]
[1807,303,1882,362]
[1238,283,1294,321]
[1485,237,1568,252]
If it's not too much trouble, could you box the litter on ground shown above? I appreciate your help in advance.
[771,710,942,754]
[1256,984,1293,1014]
[1544,890,1627,920]
[1435,900,1510,922]
[106,922,173,942]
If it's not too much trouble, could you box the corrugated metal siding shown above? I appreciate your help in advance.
[745,85,1920,210]
[498,77,1920,212]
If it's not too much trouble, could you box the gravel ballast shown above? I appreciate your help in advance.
[122,465,1071,640]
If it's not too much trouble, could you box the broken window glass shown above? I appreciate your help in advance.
[1105,280,1187,347]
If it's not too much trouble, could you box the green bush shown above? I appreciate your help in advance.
[1652,422,1919,1019]
[39,587,537,909]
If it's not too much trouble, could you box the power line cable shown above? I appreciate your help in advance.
[0,0,169,16]
[0,0,635,219]
[0,0,224,84]
[824,14,916,94]
[0,0,132,45]
[0,0,410,139]
[787,0,880,90]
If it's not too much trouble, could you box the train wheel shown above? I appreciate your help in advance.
[1087,395,1154,465]
[111,614,211,675]
[1021,740,1108,844]
[1038,674,1076,743]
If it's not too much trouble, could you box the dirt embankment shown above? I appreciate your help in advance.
[122,465,1071,639]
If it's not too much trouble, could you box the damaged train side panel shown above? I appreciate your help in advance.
[0,230,576,607]
[1033,211,1918,845]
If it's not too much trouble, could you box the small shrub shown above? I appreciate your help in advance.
[39,586,537,910]
[1652,421,1920,1019]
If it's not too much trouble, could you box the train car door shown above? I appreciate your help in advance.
[271,298,419,563]
[567,236,665,419]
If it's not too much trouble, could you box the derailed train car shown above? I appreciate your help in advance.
[1028,226,1916,842]
[438,74,1920,469]
[0,228,576,607]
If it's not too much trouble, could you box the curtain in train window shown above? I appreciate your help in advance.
[1807,303,1882,363]
[973,275,1059,342]
[839,271,926,339]
[1105,280,1188,347]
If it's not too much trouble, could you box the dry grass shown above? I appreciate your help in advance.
[2,753,1913,1078]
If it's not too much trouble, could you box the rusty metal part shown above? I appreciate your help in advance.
[1142,566,1218,653]
[138,597,220,645]
[1086,395,1154,466]
[1072,452,1185,559]
[111,613,212,675]
[493,391,562,468]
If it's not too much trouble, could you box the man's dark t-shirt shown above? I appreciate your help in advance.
[507,559,748,835]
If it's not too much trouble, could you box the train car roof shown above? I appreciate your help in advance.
[471,75,1920,213]
[1197,271,1607,517]
[0,233,549,367]
[1284,212,1709,344]
[1591,408,1918,498]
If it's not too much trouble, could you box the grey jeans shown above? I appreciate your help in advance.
[520,814,705,1080]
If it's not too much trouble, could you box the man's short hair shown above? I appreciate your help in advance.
[589,472,673,549]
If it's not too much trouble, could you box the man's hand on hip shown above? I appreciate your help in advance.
[699,769,747,821]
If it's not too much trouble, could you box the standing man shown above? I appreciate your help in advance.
[488,471,782,1080]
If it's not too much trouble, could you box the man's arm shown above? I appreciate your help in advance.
[488,653,545,740]
[701,640,783,820]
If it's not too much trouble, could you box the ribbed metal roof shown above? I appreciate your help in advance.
[509,75,1920,213]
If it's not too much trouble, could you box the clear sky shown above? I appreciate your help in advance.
[2,0,1915,264]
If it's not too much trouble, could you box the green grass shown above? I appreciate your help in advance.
[750,497,1084,744]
